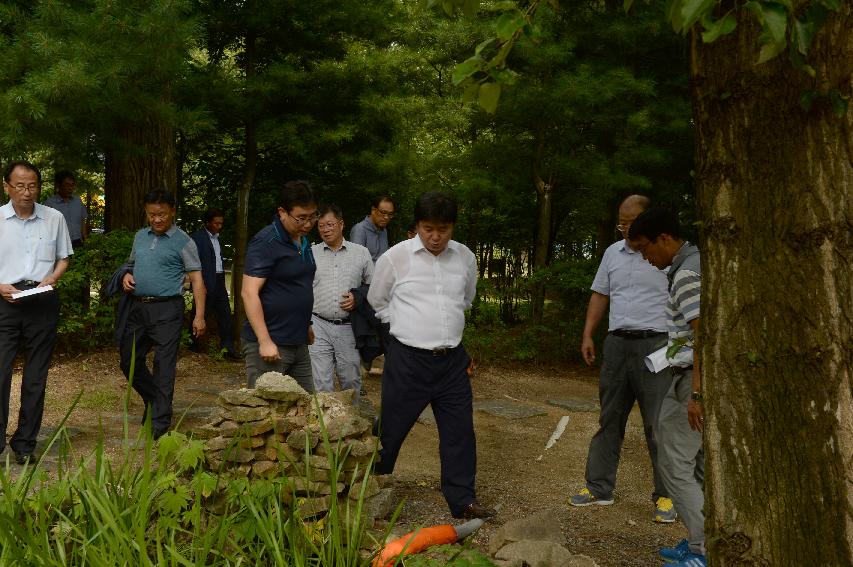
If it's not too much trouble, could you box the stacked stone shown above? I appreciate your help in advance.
[194,371,385,517]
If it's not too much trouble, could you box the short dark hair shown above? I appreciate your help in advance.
[414,191,457,224]
[406,218,416,233]
[54,170,76,186]
[318,203,343,220]
[143,188,176,207]
[371,194,395,210]
[202,208,224,223]
[628,207,681,241]
[3,160,42,186]
[278,180,316,212]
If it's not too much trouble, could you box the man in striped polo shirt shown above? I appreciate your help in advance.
[309,204,373,398]
[629,207,705,567]
[120,189,206,440]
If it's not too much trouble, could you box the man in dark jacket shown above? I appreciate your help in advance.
[190,209,239,360]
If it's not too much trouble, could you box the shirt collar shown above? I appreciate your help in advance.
[411,235,455,257]
[1,201,42,220]
[362,216,381,234]
[206,229,218,239]
[322,238,348,251]
[148,224,178,237]
[618,238,639,254]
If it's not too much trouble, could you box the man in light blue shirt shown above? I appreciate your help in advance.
[44,170,88,249]
[0,160,73,464]
[569,195,675,523]
[349,194,395,263]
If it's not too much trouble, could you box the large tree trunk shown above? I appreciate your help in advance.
[530,177,553,324]
[104,120,177,231]
[694,6,853,565]
[231,30,258,348]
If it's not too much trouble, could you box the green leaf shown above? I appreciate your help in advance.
[829,89,849,118]
[761,3,789,46]
[817,0,842,9]
[681,0,715,29]
[157,432,181,461]
[485,0,518,11]
[623,0,635,12]
[701,13,737,43]
[757,38,786,63]
[746,351,762,365]
[452,55,485,85]
[496,11,525,41]
[178,439,205,470]
[666,0,686,32]
[479,81,501,114]
[475,38,494,55]
[793,17,818,55]
[462,82,480,102]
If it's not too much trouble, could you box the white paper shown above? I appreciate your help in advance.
[644,346,670,373]
[11,285,53,300]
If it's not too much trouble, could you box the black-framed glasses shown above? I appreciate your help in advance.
[374,208,395,218]
[616,223,630,234]
[5,182,39,193]
[317,220,341,230]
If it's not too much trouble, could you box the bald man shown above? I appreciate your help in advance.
[568,195,675,523]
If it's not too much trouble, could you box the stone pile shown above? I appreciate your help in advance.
[193,371,389,518]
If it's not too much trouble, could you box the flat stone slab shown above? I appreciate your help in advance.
[547,398,600,412]
[474,400,547,419]
[417,406,435,425]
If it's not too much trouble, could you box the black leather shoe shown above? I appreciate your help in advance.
[224,352,242,362]
[453,501,497,520]
[14,452,33,465]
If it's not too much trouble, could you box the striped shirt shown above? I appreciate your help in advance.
[311,239,373,320]
[666,242,701,368]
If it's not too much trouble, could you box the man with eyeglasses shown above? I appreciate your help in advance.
[0,161,73,464]
[569,195,676,525]
[349,194,395,263]
[308,204,373,399]
[119,188,207,440]
[241,180,318,391]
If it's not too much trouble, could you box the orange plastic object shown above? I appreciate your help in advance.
[373,524,459,567]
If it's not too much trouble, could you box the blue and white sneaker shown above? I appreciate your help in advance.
[659,539,689,562]
[670,552,706,567]
[569,488,614,507]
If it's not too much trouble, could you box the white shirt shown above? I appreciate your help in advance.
[0,202,73,284]
[368,236,477,350]
[590,239,669,332]
[207,230,223,273]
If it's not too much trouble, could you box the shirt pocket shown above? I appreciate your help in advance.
[38,241,56,262]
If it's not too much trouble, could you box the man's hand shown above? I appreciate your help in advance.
[38,275,58,288]
[580,336,596,366]
[688,399,704,432]
[307,325,315,345]
[192,315,206,338]
[340,292,356,311]
[0,284,18,303]
[122,273,136,293]
[259,339,281,363]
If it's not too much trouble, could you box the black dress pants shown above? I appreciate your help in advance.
[0,291,59,455]
[191,273,235,354]
[375,336,476,516]
[119,298,183,431]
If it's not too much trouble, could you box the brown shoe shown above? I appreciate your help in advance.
[454,501,497,520]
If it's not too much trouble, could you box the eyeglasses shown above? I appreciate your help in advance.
[616,224,630,234]
[374,208,395,218]
[317,221,341,230]
[288,211,320,226]
[6,182,39,193]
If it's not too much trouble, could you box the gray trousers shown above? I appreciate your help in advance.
[307,316,361,398]
[243,340,313,392]
[584,333,671,500]
[658,368,704,555]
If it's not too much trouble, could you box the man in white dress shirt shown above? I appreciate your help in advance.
[309,204,373,397]
[0,160,73,464]
[368,191,495,520]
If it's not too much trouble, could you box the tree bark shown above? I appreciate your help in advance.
[231,29,258,347]
[104,120,177,231]
[531,133,555,324]
[694,5,853,565]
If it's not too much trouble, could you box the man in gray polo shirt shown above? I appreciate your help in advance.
[569,195,675,523]
[120,189,206,439]
[44,170,88,250]
[309,204,373,398]
[349,194,395,263]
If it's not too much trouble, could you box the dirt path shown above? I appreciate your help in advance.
[5,349,686,566]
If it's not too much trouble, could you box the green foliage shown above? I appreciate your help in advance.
[401,543,498,566]
[55,229,134,351]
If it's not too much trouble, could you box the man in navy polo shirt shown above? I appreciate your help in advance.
[241,180,318,391]
[120,189,206,439]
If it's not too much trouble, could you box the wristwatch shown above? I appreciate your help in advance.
[691,391,703,402]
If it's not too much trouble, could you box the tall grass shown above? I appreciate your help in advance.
[0,394,388,565]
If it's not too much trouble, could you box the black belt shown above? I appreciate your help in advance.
[312,313,350,325]
[671,365,694,375]
[13,280,40,290]
[610,329,666,339]
[132,295,182,303]
[392,336,457,357]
